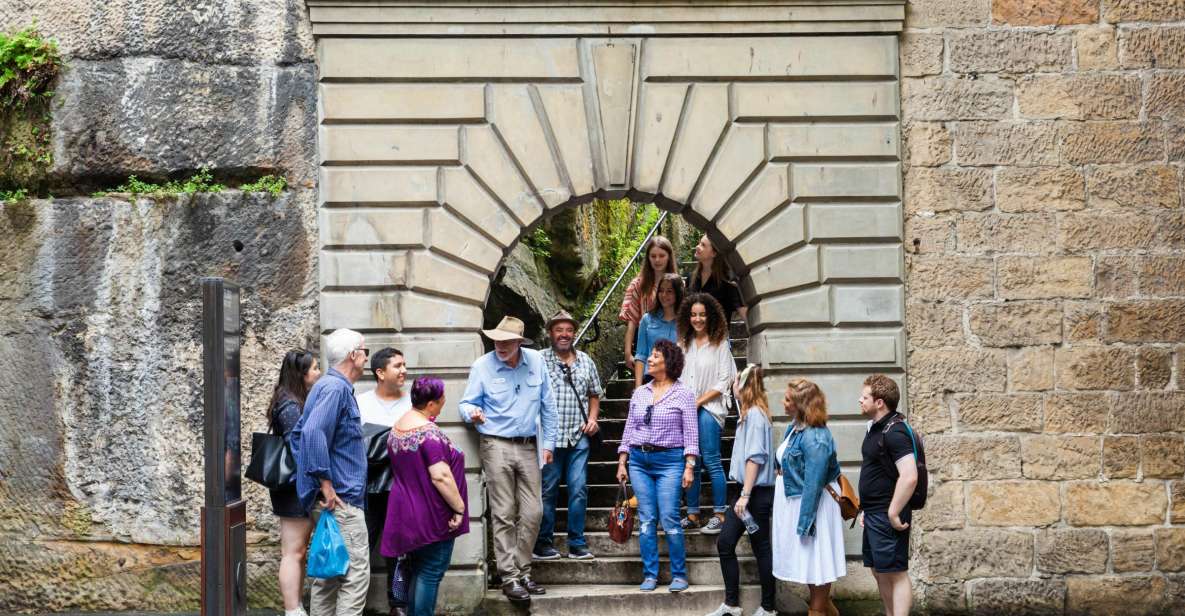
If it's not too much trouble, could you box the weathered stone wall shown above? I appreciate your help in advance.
[0,1,319,611]
[901,1,1185,613]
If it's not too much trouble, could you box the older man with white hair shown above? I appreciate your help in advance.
[291,328,371,616]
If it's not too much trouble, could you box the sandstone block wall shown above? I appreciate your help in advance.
[902,1,1185,613]
[0,1,321,611]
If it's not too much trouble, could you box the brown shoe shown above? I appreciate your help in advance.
[502,579,530,602]
[521,575,547,595]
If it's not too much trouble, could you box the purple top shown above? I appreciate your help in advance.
[618,381,699,457]
[380,423,469,558]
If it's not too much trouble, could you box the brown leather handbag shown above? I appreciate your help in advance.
[825,472,861,527]
[608,481,635,544]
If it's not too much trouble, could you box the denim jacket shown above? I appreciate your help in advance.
[776,424,840,536]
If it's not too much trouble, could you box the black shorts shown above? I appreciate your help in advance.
[861,510,910,573]
[269,485,308,519]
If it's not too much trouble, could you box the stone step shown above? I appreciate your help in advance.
[528,555,759,586]
[551,478,734,508]
[479,583,769,616]
[549,530,753,558]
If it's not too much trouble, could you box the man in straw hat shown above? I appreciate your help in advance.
[459,315,558,602]
[532,310,603,562]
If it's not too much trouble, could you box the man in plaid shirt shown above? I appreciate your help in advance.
[532,310,604,561]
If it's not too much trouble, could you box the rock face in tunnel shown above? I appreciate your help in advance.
[0,192,317,610]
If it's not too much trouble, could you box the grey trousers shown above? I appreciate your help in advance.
[310,501,371,616]
[480,435,543,582]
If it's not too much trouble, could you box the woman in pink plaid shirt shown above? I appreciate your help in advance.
[618,235,677,372]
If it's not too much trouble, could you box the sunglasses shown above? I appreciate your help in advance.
[355,347,370,358]
[643,404,654,426]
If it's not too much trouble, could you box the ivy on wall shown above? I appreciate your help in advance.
[0,26,60,198]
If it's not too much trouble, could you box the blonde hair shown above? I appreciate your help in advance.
[738,365,771,423]
[786,378,828,428]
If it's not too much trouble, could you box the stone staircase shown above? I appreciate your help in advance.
[481,321,762,614]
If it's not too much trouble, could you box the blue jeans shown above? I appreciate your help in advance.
[629,447,688,580]
[684,408,727,515]
[536,438,590,550]
[406,538,455,616]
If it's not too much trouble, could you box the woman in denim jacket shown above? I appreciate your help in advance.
[771,379,846,616]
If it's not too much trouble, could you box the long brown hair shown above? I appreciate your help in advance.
[737,365,770,423]
[650,273,685,318]
[637,235,676,302]
[267,350,317,426]
[692,235,729,289]
[786,378,828,428]
[677,292,728,347]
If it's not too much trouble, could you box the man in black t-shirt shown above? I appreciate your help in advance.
[857,374,917,616]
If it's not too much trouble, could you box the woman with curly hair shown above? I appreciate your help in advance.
[618,235,677,373]
[676,293,735,535]
[616,338,699,593]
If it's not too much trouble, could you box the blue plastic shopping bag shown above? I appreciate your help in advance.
[306,509,350,579]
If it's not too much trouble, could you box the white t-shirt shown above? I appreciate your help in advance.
[356,390,413,427]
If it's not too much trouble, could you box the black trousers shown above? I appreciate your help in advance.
[366,491,404,608]
[717,485,775,611]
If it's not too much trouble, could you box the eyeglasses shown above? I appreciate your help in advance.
[643,404,654,426]
[355,347,370,358]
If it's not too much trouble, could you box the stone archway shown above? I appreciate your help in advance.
[308,1,906,608]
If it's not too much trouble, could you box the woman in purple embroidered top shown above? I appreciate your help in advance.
[380,377,469,616]
[615,338,699,593]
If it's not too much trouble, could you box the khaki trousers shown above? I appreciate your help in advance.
[480,435,543,582]
[310,501,371,616]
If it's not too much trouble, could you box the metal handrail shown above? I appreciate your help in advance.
[574,209,669,346]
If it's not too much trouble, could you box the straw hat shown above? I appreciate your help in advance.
[482,316,528,342]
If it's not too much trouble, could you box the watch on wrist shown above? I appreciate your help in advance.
[740,492,750,498]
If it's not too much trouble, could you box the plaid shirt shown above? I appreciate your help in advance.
[541,348,605,448]
[618,381,699,457]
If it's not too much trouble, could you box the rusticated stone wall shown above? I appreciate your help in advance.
[901,1,1185,613]
[0,1,320,611]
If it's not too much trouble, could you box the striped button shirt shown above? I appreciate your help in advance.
[291,368,368,512]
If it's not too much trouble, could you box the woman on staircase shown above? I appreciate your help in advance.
[633,273,685,389]
[618,235,677,376]
[687,234,746,322]
[706,365,777,616]
[616,338,699,593]
[772,379,846,616]
[677,293,735,535]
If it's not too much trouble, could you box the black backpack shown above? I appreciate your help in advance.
[878,416,928,510]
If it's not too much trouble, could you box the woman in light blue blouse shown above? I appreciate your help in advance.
[633,273,684,388]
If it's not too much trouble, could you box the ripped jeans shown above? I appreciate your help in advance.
[629,446,688,580]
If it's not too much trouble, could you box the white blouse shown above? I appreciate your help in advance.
[679,338,735,427]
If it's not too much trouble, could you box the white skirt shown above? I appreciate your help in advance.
[771,476,848,585]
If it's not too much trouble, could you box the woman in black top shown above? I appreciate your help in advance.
[688,235,746,322]
[268,350,322,616]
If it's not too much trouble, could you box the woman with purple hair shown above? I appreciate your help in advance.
[380,377,469,616]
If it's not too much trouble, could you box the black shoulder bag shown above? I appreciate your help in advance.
[245,414,296,490]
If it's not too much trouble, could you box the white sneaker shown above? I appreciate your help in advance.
[750,607,776,616]
[704,603,743,616]
[284,608,308,616]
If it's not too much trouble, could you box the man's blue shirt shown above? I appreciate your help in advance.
[459,348,558,451]
[290,368,367,512]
